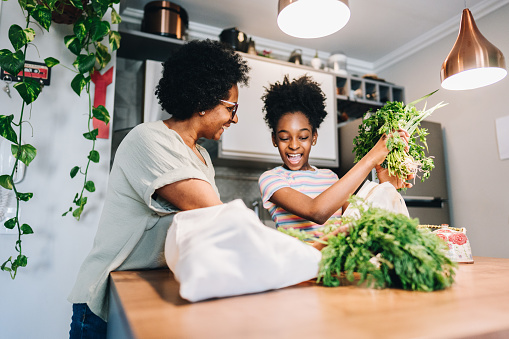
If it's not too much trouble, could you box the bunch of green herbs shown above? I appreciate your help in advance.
[316,196,456,291]
[353,91,447,184]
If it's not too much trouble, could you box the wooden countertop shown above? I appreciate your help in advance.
[109,257,509,339]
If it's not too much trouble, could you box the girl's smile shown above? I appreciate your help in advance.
[273,112,317,171]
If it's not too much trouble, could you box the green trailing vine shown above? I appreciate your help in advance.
[60,0,121,220]
[0,0,55,279]
[0,0,120,278]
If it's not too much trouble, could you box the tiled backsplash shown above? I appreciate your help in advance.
[214,166,275,228]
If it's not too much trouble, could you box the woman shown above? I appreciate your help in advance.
[258,75,412,240]
[68,39,250,338]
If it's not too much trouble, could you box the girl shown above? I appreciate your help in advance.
[258,75,411,235]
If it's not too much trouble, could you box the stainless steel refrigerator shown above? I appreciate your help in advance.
[337,119,450,225]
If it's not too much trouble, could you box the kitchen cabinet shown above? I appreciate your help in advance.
[219,53,338,167]
[336,74,405,124]
[108,257,509,339]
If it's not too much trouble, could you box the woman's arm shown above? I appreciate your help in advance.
[155,179,222,211]
[269,131,409,225]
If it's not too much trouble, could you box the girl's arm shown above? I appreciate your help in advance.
[269,131,409,225]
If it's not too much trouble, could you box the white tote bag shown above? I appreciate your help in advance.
[165,199,322,302]
[343,180,410,218]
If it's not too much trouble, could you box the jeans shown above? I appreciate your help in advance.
[69,303,107,339]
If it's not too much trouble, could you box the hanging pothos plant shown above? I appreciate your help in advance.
[60,0,121,220]
[0,0,120,279]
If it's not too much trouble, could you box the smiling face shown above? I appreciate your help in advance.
[200,84,239,140]
[273,112,317,171]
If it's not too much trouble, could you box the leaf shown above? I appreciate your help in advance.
[88,150,100,163]
[23,28,36,44]
[83,128,99,141]
[90,20,110,42]
[0,175,13,190]
[72,196,87,220]
[4,217,17,230]
[44,57,60,68]
[73,53,96,74]
[17,192,33,202]
[1,258,12,272]
[0,115,18,143]
[84,180,96,192]
[109,31,121,52]
[31,5,52,31]
[11,143,37,167]
[94,42,110,70]
[111,7,122,24]
[91,0,109,18]
[0,49,25,76]
[92,105,110,124]
[20,224,34,235]
[13,78,42,104]
[71,73,87,96]
[68,0,84,10]
[14,254,27,268]
[64,35,82,56]
[44,0,59,9]
[8,25,28,51]
[407,89,439,108]
[70,166,80,178]
[73,19,87,43]
[62,207,72,217]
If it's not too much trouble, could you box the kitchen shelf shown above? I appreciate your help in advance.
[117,29,185,62]
[335,74,405,124]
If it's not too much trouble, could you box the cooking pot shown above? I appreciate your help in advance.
[219,27,249,53]
[141,1,188,39]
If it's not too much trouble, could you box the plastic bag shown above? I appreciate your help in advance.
[164,199,321,302]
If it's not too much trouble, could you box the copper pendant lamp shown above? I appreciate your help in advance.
[441,8,506,90]
[277,0,350,39]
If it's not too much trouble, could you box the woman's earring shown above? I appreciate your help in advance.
[200,111,205,116]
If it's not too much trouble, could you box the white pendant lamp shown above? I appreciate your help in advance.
[277,0,350,39]
[441,8,506,90]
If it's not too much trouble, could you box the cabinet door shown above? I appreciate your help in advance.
[219,54,338,167]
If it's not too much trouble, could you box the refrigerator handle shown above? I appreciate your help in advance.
[403,196,446,208]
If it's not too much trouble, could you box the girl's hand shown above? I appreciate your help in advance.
[368,129,410,166]
[376,164,414,189]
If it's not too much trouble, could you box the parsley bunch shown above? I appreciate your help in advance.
[317,196,456,291]
[353,91,447,183]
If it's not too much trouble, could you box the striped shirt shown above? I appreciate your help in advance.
[258,166,342,232]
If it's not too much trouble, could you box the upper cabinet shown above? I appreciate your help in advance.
[219,54,338,167]
[335,74,405,124]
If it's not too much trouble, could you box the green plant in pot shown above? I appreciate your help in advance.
[0,0,120,278]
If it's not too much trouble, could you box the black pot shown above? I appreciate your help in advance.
[219,27,249,53]
[141,1,188,39]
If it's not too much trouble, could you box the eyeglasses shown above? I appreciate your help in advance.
[220,99,239,120]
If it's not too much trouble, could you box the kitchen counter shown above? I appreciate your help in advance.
[108,257,509,339]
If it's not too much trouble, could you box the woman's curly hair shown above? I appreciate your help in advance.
[156,39,250,120]
[262,75,327,133]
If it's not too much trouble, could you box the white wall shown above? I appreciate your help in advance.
[379,4,509,258]
[0,1,116,338]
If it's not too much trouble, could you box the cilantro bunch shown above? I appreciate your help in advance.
[353,91,447,183]
[317,196,456,291]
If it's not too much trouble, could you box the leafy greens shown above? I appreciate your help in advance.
[353,91,447,183]
[316,196,456,291]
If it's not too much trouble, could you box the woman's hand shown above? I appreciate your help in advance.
[376,164,414,189]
